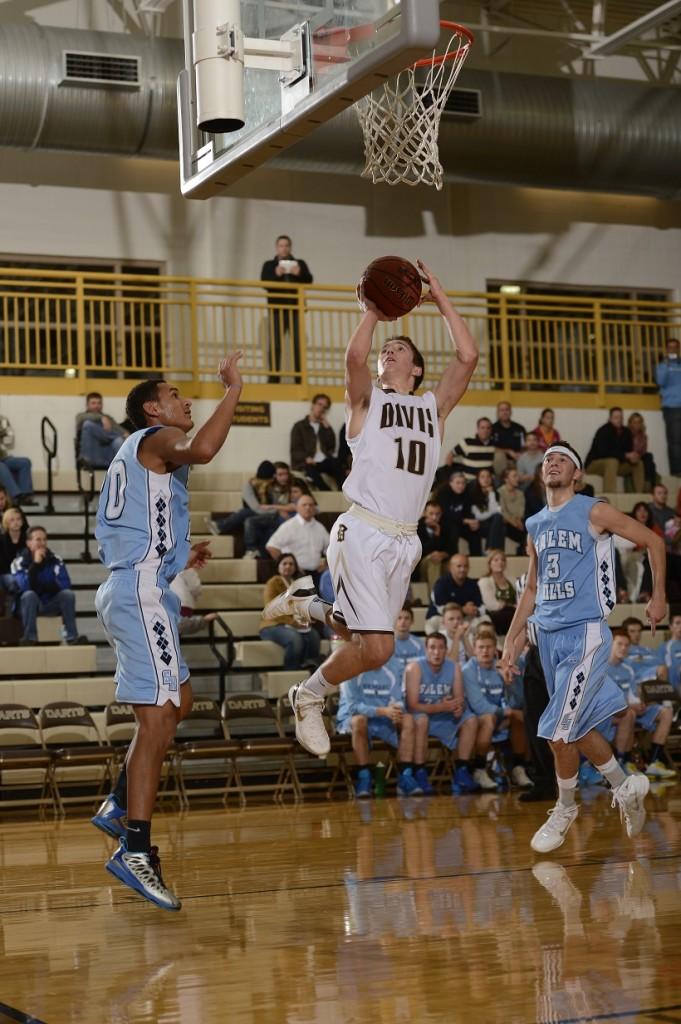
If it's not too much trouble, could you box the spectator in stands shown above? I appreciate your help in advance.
[621,616,667,680]
[393,606,424,670]
[446,417,496,482]
[416,501,456,589]
[627,413,657,491]
[605,630,676,779]
[406,632,480,795]
[11,525,87,645]
[290,394,341,491]
[208,460,275,536]
[336,654,419,797]
[585,406,646,494]
[242,462,299,558]
[524,464,547,519]
[615,502,654,602]
[266,494,330,579]
[477,550,517,636]
[260,234,313,380]
[662,613,681,692]
[441,602,472,665]
[516,432,544,487]
[530,408,560,452]
[75,392,127,469]
[170,541,219,636]
[434,469,470,550]
[260,553,321,670]
[465,467,505,554]
[492,401,526,477]
[498,467,526,553]
[649,483,675,537]
[0,506,28,602]
[655,338,681,477]
[0,414,37,505]
[427,553,483,621]
[0,486,15,521]
[462,632,531,790]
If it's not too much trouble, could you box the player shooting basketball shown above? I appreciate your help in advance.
[262,259,478,756]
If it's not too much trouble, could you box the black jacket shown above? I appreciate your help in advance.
[260,257,313,307]
[417,518,457,558]
[586,423,634,465]
[290,418,336,471]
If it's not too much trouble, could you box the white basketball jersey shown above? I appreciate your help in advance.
[343,386,440,524]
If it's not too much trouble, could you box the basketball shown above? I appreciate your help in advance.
[360,256,422,318]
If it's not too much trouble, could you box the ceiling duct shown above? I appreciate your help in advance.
[0,23,679,197]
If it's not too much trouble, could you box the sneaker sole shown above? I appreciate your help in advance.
[288,684,330,759]
[91,815,126,840]
[105,860,182,911]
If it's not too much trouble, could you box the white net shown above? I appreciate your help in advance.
[355,25,472,190]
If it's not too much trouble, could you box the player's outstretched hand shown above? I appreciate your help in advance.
[218,351,244,389]
[645,593,666,636]
[416,259,447,307]
[356,281,398,322]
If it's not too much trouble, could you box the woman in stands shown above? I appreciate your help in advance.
[478,549,517,635]
[627,413,656,492]
[530,408,561,452]
[0,506,28,607]
[259,553,321,670]
[465,467,505,555]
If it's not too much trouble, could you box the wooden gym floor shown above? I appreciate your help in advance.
[0,786,680,1024]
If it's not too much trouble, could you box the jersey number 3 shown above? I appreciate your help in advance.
[546,553,560,579]
[394,437,426,476]
[105,462,127,520]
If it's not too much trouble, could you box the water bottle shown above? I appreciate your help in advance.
[374,762,386,798]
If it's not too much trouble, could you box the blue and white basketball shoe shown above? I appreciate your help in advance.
[106,837,181,911]
[91,793,127,839]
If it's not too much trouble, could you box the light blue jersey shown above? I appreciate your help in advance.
[336,656,404,730]
[417,658,456,703]
[626,643,664,682]
[394,633,425,671]
[606,659,662,734]
[463,658,523,715]
[662,639,681,691]
[526,494,615,632]
[96,427,190,583]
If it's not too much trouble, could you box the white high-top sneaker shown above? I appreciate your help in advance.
[611,772,650,838]
[288,683,331,757]
[263,576,318,625]
[530,802,579,853]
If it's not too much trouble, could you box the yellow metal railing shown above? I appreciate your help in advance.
[0,267,678,407]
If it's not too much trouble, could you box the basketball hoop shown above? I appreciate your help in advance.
[355,21,473,190]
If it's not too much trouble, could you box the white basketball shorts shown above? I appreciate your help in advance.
[326,511,421,634]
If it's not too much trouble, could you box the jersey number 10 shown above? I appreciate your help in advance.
[394,437,426,477]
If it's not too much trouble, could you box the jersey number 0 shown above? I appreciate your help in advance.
[394,437,426,476]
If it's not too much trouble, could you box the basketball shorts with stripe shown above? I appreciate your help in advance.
[536,620,626,743]
[95,570,189,707]
[326,512,421,634]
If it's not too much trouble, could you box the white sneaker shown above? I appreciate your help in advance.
[263,575,317,625]
[289,683,330,758]
[530,801,579,853]
[511,765,533,789]
[611,772,650,838]
[645,759,677,780]
[473,767,497,791]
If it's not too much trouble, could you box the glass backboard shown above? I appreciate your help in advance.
[178,0,441,198]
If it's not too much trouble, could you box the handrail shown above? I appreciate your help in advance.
[78,467,97,564]
[208,615,236,704]
[0,267,678,403]
[40,417,58,514]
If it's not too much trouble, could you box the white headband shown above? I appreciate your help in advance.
[543,445,582,470]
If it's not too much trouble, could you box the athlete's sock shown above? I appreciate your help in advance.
[112,764,128,810]
[557,774,578,808]
[414,763,425,773]
[595,756,627,790]
[302,668,337,698]
[615,750,628,766]
[512,753,524,767]
[126,819,151,854]
[473,756,486,771]
[308,596,332,625]
[649,742,663,763]
[399,763,413,774]
[455,759,470,771]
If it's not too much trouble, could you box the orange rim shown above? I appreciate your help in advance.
[412,21,474,69]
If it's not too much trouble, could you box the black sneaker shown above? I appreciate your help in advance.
[66,635,89,645]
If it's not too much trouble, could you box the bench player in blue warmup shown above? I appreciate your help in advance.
[501,442,666,854]
[91,353,243,910]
